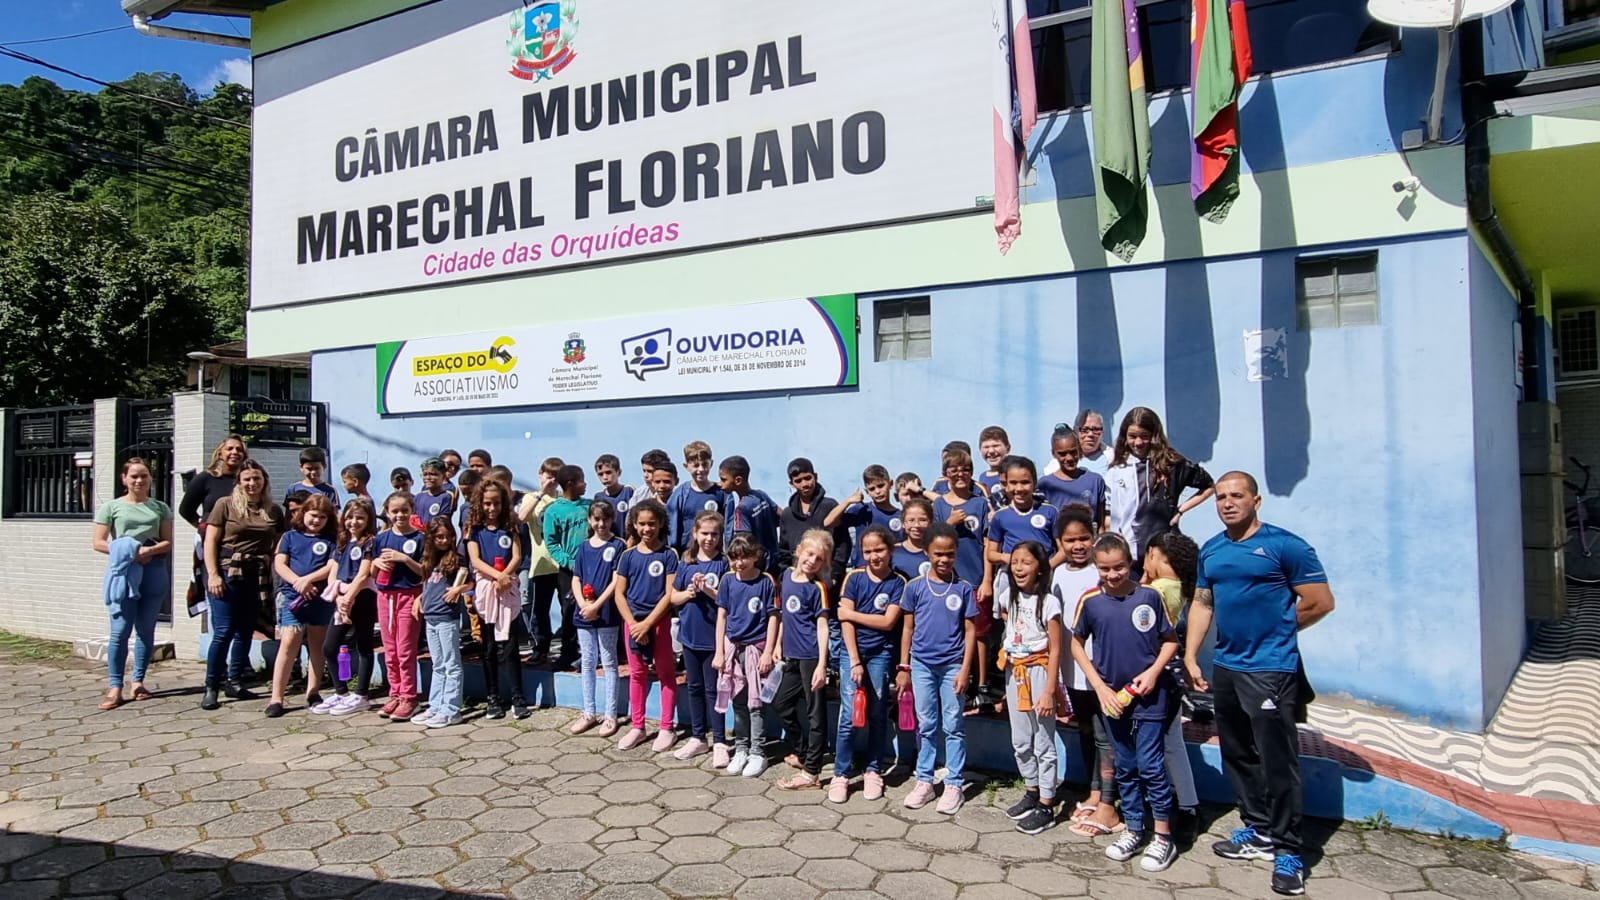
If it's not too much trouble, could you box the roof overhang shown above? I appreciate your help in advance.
[120,0,269,19]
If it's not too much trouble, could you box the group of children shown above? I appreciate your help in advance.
[251,421,1208,873]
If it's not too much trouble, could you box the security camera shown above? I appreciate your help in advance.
[1392,177,1420,193]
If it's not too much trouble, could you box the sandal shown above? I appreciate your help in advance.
[777,772,820,790]
[131,685,153,702]
[98,690,123,711]
[1070,803,1098,822]
[1068,818,1126,837]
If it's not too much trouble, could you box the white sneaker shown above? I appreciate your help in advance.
[741,754,767,778]
[427,713,463,729]
[308,697,338,715]
[410,709,438,725]
[726,749,749,773]
[329,694,366,716]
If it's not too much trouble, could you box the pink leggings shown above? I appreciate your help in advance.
[625,618,677,731]
[376,589,421,701]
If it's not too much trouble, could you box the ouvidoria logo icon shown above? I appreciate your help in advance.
[622,329,672,381]
[507,0,578,81]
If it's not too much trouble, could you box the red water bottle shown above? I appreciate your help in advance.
[493,556,506,571]
[582,584,595,601]
[852,685,868,727]
[897,683,917,731]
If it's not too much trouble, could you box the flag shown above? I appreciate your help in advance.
[993,0,1038,254]
[1190,0,1252,221]
[1092,0,1151,262]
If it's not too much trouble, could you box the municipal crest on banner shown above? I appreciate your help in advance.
[563,332,586,364]
[508,0,578,81]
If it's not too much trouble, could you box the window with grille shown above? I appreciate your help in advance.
[1558,308,1600,378]
[874,297,932,361]
[1295,253,1379,330]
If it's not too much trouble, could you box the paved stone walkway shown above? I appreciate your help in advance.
[0,652,1596,899]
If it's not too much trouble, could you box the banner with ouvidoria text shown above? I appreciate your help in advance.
[375,296,857,415]
[251,0,993,309]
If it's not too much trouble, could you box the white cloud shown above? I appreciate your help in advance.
[204,57,252,91]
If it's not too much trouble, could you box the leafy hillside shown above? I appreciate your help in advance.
[0,73,249,406]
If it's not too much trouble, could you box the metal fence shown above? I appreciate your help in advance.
[230,398,326,448]
[118,399,176,508]
[3,406,95,518]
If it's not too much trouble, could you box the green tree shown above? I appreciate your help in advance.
[0,194,216,406]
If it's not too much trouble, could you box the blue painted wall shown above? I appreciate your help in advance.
[315,230,1504,728]
[1468,239,1527,723]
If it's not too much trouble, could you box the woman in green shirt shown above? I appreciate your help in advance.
[92,458,174,709]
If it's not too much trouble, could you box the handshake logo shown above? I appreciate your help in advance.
[622,328,672,381]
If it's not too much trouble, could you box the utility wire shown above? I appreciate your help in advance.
[0,46,249,129]
[0,110,249,186]
[0,27,123,47]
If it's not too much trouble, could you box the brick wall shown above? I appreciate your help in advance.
[1557,382,1600,479]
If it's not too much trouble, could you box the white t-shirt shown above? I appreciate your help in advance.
[993,577,1065,655]
[1053,562,1102,690]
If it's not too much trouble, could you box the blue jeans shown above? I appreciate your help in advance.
[107,558,169,688]
[682,644,725,743]
[910,659,966,787]
[424,618,463,719]
[206,570,261,687]
[835,646,892,777]
[577,626,620,719]
[1106,715,1175,834]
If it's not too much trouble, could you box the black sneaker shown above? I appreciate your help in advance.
[223,680,258,701]
[1173,807,1199,845]
[512,703,532,719]
[484,703,506,720]
[1213,826,1274,861]
[1270,854,1306,895]
[1140,835,1177,872]
[1015,805,1057,835]
[264,702,285,718]
[1005,791,1041,820]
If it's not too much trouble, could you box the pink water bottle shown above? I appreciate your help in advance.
[897,683,917,731]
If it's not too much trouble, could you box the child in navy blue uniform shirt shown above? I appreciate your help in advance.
[1071,532,1180,873]
[267,493,337,718]
[712,535,780,777]
[669,510,731,765]
[667,440,724,553]
[414,457,455,528]
[892,498,934,582]
[569,498,624,737]
[613,499,679,753]
[719,455,780,573]
[591,453,636,538]
[826,465,904,568]
[988,456,1060,571]
[416,518,469,728]
[773,530,833,790]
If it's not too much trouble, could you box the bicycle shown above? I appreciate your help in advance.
[1564,457,1600,584]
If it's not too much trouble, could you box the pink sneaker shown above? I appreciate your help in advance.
[651,729,679,753]
[828,776,850,804]
[904,780,937,809]
[711,742,731,769]
[674,737,709,760]
[596,717,619,737]
[569,715,598,735]
[863,771,885,801]
[617,727,647,750]
[936,785,965,815]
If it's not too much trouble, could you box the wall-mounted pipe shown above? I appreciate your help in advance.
[131,14,250,49]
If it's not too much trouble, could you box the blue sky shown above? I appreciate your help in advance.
[0,2,251,95]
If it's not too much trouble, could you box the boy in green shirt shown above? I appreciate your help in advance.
[543,465,593,670]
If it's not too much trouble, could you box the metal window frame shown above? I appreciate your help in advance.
[873,297,933,362]
[1294,252,1381,330]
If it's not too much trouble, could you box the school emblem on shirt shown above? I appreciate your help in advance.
[647,560,665,577]
[918,561,931,576]
[785,595,802,613]
[312,541,329,557]
[872,592,889,611]
[704,499,719,511]
[889,518,903,532]
[944,593,962,612]
[351,546,363,560]
[602,546,616,562]
[563,332,586,364]
[746,596,762,614]
[507,0,578,82]
[964,515,980,532]
[402,539,418,555]
[1029,513,1046,529]
[617,500,630,513]
[498,534,512,549]
[429,502,441,516]
[704,572,720,589]
[1131,604,1157,633]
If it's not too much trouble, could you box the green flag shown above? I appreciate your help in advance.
[1092,0,1151,262]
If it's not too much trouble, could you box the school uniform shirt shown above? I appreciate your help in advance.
[1197,522,1327,674]
[898,575,979,667]
[838,501,905,567]
[724,488,781,571]
[718,572,777,644]
[371,529,425,590]
[572,537,624,629]
[1071,585,1175,722]
[992,577,1066,656]
[839,568,906,659]
[933,494,990,588]
[1038,470,1108,521]
[989,503,1060,553]
[615,544,678,618]
[676,557,730,651]
[892,544,931,582]
[276,531,335,601]
[592,484,637,537]
[286,482,340,507]
[778,569,829,661]
[335,537,374,586]
[469,525,517,573]
[978,470,1006,511]
[667,483,726,551]
[1053,562,1102,690]
[420,568,463,620]
[414,489,455,527]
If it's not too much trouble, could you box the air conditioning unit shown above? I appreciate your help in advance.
[1557,306,1600,379]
